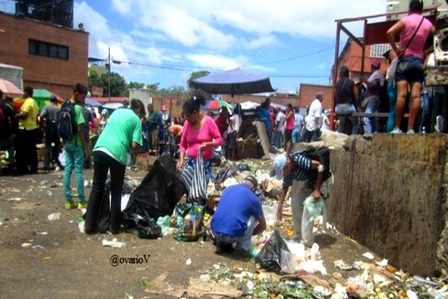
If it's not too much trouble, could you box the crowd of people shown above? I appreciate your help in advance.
[0,0,440,258]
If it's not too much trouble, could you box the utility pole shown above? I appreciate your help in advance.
[107,47,111,102]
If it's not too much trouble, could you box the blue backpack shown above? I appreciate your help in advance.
[59,100,77,140]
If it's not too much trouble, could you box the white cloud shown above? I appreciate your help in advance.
[76,0,388,88]
[186,54,240,69]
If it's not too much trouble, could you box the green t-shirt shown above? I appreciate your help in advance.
[94,108,142,165]
[66,104,85,146]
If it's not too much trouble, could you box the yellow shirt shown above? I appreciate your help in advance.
[19,97,39,130]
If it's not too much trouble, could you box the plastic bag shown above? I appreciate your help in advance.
[302,196,327,246]
[124,212,162,239]
[255,230,290,273]
[58,149,65,167]
[280,249,298,274]
[180,151,207,201]
[174,203,205,242]
[386,57,398,82]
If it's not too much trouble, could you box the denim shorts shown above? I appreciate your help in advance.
[395,56,424,83]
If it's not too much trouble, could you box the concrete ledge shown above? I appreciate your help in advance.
[327,133,448,276]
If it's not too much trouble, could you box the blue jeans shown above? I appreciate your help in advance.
[387,82,397,132]
[272,131,283,148]
[292,128,301,143]
[363,96,379,134]
[63,142,85,203]
[335,104,358,135]
[212,216,258,251]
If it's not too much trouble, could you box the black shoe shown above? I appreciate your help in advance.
[215,242,233,254]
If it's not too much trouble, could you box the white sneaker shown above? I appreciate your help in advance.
[407,129,415,134]
[390,128,403,134]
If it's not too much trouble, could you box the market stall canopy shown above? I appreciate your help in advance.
[85,97,101,107]
[0,78,23,97]
[240,101,260,110]
[191,68,276,97]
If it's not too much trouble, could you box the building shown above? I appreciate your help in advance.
[387,0,448,20]
[336,39,389,83]
[298,84,333,110]
[0,0,88,99]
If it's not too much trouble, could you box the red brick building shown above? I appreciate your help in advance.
[298,84,333,110]
[336,39,389,83]
[0,12,89,99]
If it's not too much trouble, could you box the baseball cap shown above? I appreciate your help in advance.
[101,108,108,116]
[371,59,381,69]
[273,153,287,180]
[244,175,258,189]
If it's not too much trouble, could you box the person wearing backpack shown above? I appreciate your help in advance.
[14,86,39,175]
[63,84,89,210]
[84,99,143,234]
[39,95,63,171]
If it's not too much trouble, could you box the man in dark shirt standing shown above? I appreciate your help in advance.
[275,147,331,246]
[40,96,63,171]
[0,93,17,173]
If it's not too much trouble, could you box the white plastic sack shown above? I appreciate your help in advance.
[58,150,65,167]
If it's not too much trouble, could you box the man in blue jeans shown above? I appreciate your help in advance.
[211,175,266,256]
[63,84,89,210]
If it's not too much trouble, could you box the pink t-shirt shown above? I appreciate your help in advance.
[180,115,223,160]
[400,14,433,59]
[285,112,294,130]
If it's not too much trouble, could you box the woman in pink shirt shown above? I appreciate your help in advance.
[386,0,435,134]
[284,103,294,153]
[177,95,223,205]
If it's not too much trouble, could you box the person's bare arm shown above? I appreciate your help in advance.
[253,217,267,235]
[387,20,405,56]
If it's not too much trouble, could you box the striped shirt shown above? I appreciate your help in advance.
[282,151,313,189]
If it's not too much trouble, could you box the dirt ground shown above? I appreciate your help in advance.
[0,167,379,299]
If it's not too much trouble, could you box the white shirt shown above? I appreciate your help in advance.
[321,114,330,131]
[275,111,286,133]
[228,114,242,133]
[293,113,304,130]
[306,99,322,131]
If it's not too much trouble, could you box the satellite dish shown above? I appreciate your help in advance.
[78,23,84,30]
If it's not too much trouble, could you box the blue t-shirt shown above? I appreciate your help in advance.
[211,184,264,237]
[257,108,272,130]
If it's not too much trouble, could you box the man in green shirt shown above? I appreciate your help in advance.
[63,84,89,210]
[84,98,143,234]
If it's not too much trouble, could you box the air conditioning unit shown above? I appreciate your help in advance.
[434,13,448,64]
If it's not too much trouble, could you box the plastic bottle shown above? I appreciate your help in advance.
[413,275,438,287]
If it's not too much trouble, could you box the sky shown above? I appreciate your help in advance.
[71,0,388,93]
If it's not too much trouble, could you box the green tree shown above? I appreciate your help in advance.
[187,70,210,88]
[128,82,145,89]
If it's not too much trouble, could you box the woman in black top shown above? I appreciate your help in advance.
[334,66,359,135]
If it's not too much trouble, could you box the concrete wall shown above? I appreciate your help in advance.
[327,134,448,276]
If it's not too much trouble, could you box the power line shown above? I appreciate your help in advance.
[244,46,334,67]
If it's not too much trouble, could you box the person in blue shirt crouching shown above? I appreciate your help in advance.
[210,175,266,256]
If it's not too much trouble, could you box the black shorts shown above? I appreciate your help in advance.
[284,129,293,142]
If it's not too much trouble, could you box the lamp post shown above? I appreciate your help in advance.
[107,47,111,102]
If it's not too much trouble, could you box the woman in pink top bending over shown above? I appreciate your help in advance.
[177,95,223,205]
[386,0,435,134]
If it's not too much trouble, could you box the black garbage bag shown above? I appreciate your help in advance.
[211,167,238,184]
[255,230,290,273]
[123,212,162,239]
[122,155,187,221]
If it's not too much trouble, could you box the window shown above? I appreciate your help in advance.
[370,44,391,58]
[28,39,69,60]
